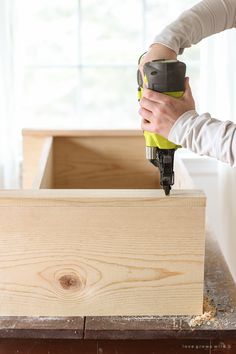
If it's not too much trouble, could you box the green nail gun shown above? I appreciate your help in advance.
[137,57,186,195]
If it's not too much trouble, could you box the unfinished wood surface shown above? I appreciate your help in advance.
[23,135,53,189]
[5,130,206,317]
[85,234,236,339]
[39,137,54,189]
[22,129,144,137]
[0,189,204,207]
[0,234,235,339]
[32,137,54,189]
[22,130,160,189]
[0,189,205,316]
[53,136,160,189]
[174,151,196,189]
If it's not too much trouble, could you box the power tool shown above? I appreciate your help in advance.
[137,57,186,195]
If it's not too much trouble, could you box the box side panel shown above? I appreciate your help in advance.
[23,136,54,189]
[0,196,205,316]
[53,136,160,189]
[174,152,196,189]
[39,137,54,189]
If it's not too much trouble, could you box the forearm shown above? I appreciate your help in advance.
[168,111,236,166]
[153,0,236,54]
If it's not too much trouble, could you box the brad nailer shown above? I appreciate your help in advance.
[137,56,186,195]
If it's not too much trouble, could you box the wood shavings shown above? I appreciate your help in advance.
[189,311,213,327]
[189,296,216,328]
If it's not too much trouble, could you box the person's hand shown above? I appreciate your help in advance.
[138,43,177,77]
[139,77,195,138]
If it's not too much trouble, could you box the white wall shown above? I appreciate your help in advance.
[217,163,236,282]
[196,30,236,283]
[182,154,236,282]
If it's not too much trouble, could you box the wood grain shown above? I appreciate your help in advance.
[85,235,236,339]
[31,137,54,189]
[174,151,196,189]
[53,136,160,189]
[0,190,205,316]
[0,233,235,339]
[22,129,144,137]
[3,130,206,317]
[0,189,205,207]
[22,135,52,189]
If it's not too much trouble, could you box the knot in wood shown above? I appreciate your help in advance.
[59,274,81,291]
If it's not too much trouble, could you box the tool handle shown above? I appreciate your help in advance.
[139,59,186,150]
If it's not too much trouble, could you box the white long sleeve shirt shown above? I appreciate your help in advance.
[153,0,236,166]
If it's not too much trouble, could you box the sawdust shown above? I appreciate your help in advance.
[189,296,217,327]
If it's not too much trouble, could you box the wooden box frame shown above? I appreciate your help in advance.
[0,130,205,316]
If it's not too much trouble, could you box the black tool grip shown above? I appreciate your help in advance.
[143,60,186,92]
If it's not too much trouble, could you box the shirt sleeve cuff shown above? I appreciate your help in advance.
[150,41,182,55]
[149,41,179,55]
[168,110,199,144]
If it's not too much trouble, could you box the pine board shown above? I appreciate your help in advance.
[0,130,206,316]
[0,190,205,316]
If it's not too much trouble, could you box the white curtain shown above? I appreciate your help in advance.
[0,0,20,188]
[200,29,236,281]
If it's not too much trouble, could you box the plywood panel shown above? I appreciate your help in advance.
[0,190,205,316]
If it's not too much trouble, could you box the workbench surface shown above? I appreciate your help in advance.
[0,234,235,341]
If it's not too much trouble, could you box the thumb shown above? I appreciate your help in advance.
[184,77,193,98]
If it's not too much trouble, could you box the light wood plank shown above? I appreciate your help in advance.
[22,129,143,137]
[32,137,54,189]
[174,151,196,189]
[23,135,53,189]
[0,189,205,207]
[3,130,206,317]
[53,136,160,189]
[0,191,205,316]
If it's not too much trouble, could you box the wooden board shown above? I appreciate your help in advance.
[0,317,84,339]
[85,234,236,339]
[0,130,206,317]
[53,136,160,189]
[0,234,235,340]
[32,137,54,189]
[23,130,160,190]
[174,151,196,189]
[0,189,205,316]
[22,135,49,189]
